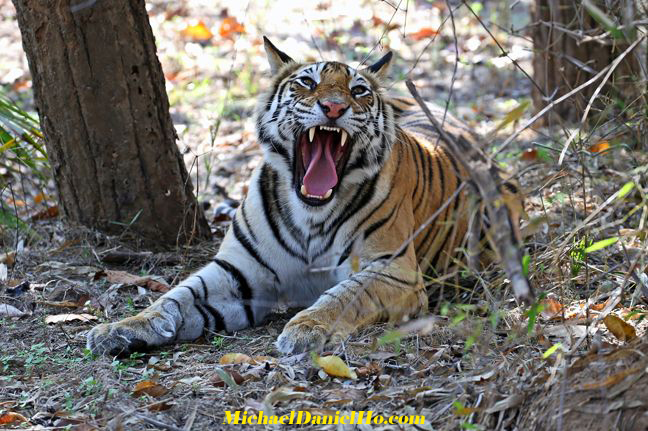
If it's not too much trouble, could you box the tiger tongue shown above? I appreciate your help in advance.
[303,132,338,197]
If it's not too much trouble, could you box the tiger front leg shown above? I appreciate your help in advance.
[87,259,273,355]
[276,258,426,354]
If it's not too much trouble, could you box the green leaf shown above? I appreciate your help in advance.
[522,254,531,277]
[584,237,619,253]
[543,342,563,359]
[493,100,530,133]
[214,367,239,388]
[617,182,635,199]
[583,0,624,39]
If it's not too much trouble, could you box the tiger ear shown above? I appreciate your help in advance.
[263,36,295,74]
[364,51,393,79]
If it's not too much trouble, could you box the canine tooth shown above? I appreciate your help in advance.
[324,189,332,199]
[340,130,347,147]
[308,127,315,142]
[300,185,308,196]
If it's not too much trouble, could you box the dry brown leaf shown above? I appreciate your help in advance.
[410,27,439,41]
[356,361,382,377]
[540,298,564,319]
[219,17,245,38]
[132,380,168,398]
[0,411,28,425]
[220,353,255,365]
[31,206,59,221]
[588,140,610,153]
[263,386,308,406]
[148,401,174,412]
[0,251,15,266]
[180,20,213,41]
[580,365,643,390]
[44,313,97,324]
[211,370,245,387]
[100,270,170,293]
[603,315,636,341]
[315,355,357,379]
[520,148,538,162]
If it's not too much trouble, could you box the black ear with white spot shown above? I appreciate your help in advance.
[263,36,295,74]
[365,51,393,78]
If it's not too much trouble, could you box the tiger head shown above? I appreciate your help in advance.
[256,37,396,207]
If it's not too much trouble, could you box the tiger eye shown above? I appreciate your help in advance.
[351,85,369,96]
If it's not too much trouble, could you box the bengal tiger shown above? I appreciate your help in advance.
[87,37,508,356]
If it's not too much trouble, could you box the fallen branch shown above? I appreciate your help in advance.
[406,80,534,305]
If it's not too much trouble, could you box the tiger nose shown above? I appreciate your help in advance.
[318,100,349,119]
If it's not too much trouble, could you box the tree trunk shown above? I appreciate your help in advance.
[12,0,211,247]
[532,0,642,124]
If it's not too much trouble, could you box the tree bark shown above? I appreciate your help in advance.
[532,0,642,123]
[12,0,211,247]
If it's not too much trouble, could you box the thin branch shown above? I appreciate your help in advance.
[557,34,646,165]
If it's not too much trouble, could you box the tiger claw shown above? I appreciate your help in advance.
[276,319,329,354]
[86,323,147,356]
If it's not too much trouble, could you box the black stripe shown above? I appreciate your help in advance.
[213,258,255,327]
[364,200,399,240]
[240,201,258,242]
[232,217,280,282]
[366,270,418,286]
[162,297,185,341]
[194,275,227,331]
[413,141,428,213]
[314,174,380,259]
[258,165,307,262]
[204,303,226,331]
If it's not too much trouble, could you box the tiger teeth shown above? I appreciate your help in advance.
[340,130,347,147]
[308,127,315,142]
[319,126,340,132]
[300,185,333,200]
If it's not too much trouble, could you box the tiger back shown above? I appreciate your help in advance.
[86,38,519,356]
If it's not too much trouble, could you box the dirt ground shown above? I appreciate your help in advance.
[1,0,648,430]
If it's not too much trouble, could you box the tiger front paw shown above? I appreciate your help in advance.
[86,313,176,356]
[276,312,348,354]
[276,317,328,354]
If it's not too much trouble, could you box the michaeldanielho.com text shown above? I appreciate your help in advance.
[223,410,425,426]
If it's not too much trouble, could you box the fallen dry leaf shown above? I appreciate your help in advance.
[588,140,610,153]
[580,365,643,390]
[410,27,439,41]
[315,355,357,379]
[263,386,308,406]
[132,380,168,398]
[356,361,382,378]
[603,315,636,341]
[220,353,255,365]
[44,313,97,324]
[180,20,213,41]
[0,411,29,425]
[148,401,174,412]
[0,303,25,318]
[0,251,16,266]
[211,369,245,387]
[98,270,170,293]
[540,298,564,320]
[31,206,59,221]
[520,148,538,162]
[219,17,245,38]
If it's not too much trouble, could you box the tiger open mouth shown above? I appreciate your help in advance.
[295,126,353,205]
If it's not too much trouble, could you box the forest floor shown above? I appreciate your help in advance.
[1,0,648,430]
